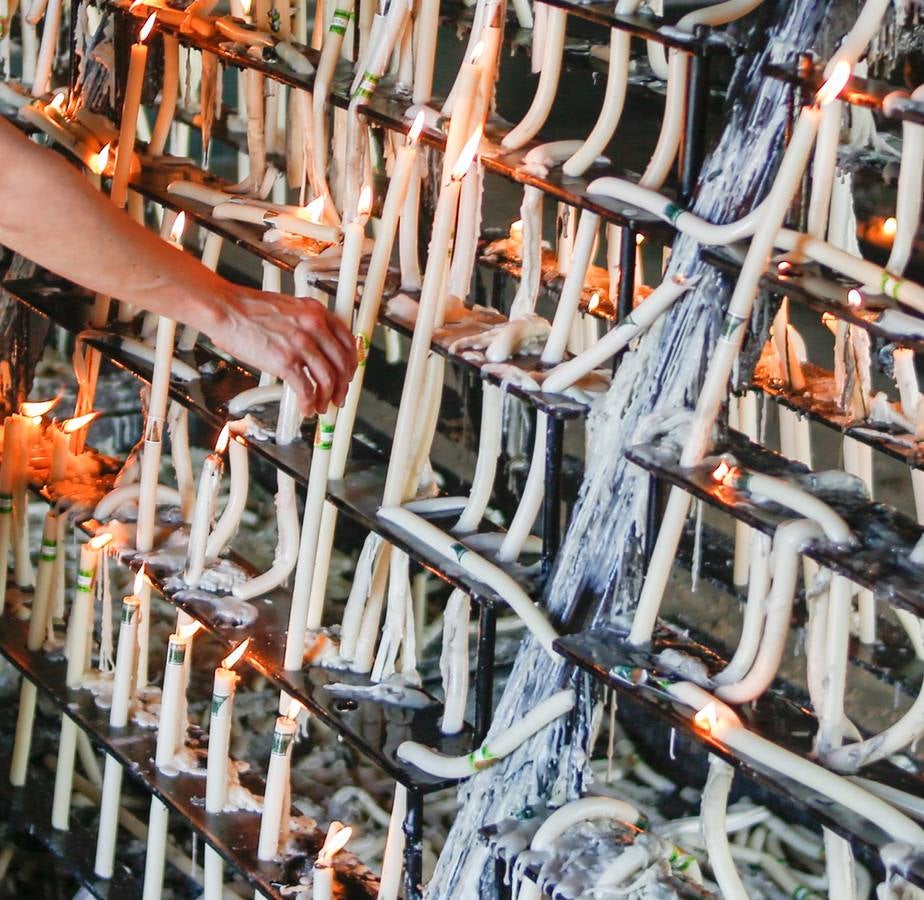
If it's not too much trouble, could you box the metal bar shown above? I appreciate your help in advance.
[679,35,711,206]
[541,416,565,573]
[474,602,498,742]
[402,790,425,900]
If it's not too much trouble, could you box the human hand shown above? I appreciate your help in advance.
[213,287,357,416]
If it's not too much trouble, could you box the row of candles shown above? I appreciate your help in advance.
[5,0,924,893]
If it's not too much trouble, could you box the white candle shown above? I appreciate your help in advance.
[257,700,301,860]
[631,69,850,647]
[205,638,249,814]
[155,622,199,769]
[286,189,371,663]
[184,426,229,587]
[0,413,27,610]
[49,412,99,484]
[111,13,156,210]
[94,582,142,877]
[411,0,439,104]
[440,588,470,735]
[206,431,249,558]
[313,823,352,900]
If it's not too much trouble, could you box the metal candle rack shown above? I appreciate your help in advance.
[1,0,920,897]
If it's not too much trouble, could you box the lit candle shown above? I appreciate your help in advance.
[184,425,229,587]
[51,532,112,832]
[206,430,249,559]
[313,823,352,900]
[286,187,371,664]
[49,412,99,484]
[257,699,302,860]
[631,66,851,647]
[203,638,249,898]
[94,576,142,877]
[111,13,157,210]
[0,413,28,610]
[142,620,201,899]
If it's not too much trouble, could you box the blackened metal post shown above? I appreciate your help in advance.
[474,601,497,741]
[613,228,637,372]
[403,790,425,900]
[541,416,565,574]
[680,37,711,205]
[644,473,664,567]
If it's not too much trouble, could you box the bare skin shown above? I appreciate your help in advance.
[0,117,356,415]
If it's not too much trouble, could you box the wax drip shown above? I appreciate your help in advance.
[96,545,114,672]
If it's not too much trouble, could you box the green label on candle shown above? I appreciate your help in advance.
[881,271,902,300]
[0,494,11,514]
[352,71,380,100]
[450,542,468,562]
[40,538,57,561]
[268,7,282,31]
[662,202,683,224]
[329,8,352,33]
[272,728,294,755]
[355,333,370,368]
[211,693,229,717]
[167,641,187,666]
[76,569,94,592]
[720,313,746,342]
[467,744,495,770]
[314,421,335,450]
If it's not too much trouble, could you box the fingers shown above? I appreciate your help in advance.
[289,366,318,418]
[296,334,337,411]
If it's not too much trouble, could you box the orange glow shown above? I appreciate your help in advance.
[89,142,111,175]
[357,185,373,218]
[318,823,352,865]
[815,60,851,107]
[133,568,147,595]
[711,461,731,483]
[694,702,718,734]
[169,211,187,245]
[89,532,113,551]
[179,620,203,640]
[20,397,61,417]
[63,411,101,434]
[214,423,231,454]
[285,697,303,721]
[407,110,425,145]
[451,127,482,180]
[302,196,326,224]
[222,637,250,670]
[139,11,157,41]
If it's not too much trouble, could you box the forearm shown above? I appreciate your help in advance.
[0,118,233,336]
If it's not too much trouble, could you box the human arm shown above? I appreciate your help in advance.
[0,117,356,414]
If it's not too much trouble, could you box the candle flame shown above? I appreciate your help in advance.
[883,216,897,239]
[509,219,523,238]
[133,568,147,595]
[63,411,101,434]
[169,211,187,244]
[711,460,731,483]
[694,702,718,734]
[129,0,145,10]
[140,11,157,41]
[89,532,113,551]
[847,288,863,307]
[587,292,601,313]
[179,620,203,640]
[815,60,850,107]
[357,185,373,218]
[821,311,837,334]
[89,142,111,175]
[285,697,303,721]
[302,196,326,224]
[469,40,485,64]
[222,637,250,670]
[635,234,644,246]
[451,126,482,180]
[241,0,252,15]
[20,397,61,417]
[214,423,231,454]
[407,110,425,145]
[318,822,352,865]
[49,92,67,113]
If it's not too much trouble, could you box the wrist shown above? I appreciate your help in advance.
[187,275,238,341]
